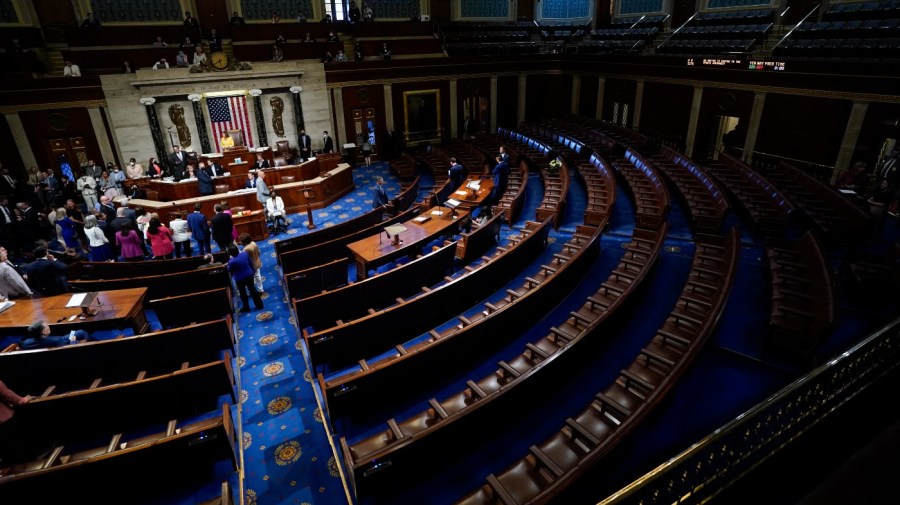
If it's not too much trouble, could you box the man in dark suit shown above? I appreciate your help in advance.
[298,129,312,161]
[21,246,69,296]
[196,163,214,196]
[371,176,389,208]
[0,195,14,251]
[187,203,211,255]
[0,165,17,197]
[210,204,234,252]
[322,131,334,154]
[98,195,117,223]
[449,157,467,190]
[207,159,225,177]
[183,11,199,27]
[168,145,186,180]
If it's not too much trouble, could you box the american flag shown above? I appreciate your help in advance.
[208,95,254,151]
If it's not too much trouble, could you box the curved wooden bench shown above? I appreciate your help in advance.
[283,257,349,303]
[456,227,739,505]
[456,212,504,263]
[704,152,795,238]
[0,404,237,499]
[608,147,670,231]
[68,266,230,304]
[650,145,730,234]
[274,206,385,261]
[294,242,457,330]
[66,252,229,280]
[148,288,233,329]
[325,224,603,423]
[578,153,617,227]
[303,219,553,370]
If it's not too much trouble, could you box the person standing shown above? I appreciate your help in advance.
[187,203,211,255]
[256,170,271,208]
[83,214,112,262]
[0,377,35,464]
[322,131,334,154]
[170,212,192,258]
[196,163,214,196]
[146,216,174,259]
[359,133,372,167]
[239,233,263,292]
[183,11,200,27]
[227,244,264,313]
[0,246,31,298]
[125,158,144,179]
[77,172,98,211]
[372,176,388,208]
[298,129,312,161]
[211,204,234,252]
[116,222,144,261]
[208,29,223,53]
[168,145,186,180]
[449,157,467,190]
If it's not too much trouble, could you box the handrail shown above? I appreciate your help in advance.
[657,11,699,49]
[722,146,834,180]
[598,315,900,505]
[774,4,819,49]
[624,14,646,36]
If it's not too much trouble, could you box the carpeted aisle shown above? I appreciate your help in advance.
[236,163,399,505]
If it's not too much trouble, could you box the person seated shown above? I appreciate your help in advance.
[302,32,314,43]
[230,11,246,25]
[327,31,339,42]
[253,154,270,170]
[22,320,91,349]
[127,184,147,200]
[363,3,374,21]
[220,132,235,149]
[334,49,347,62]
[322,51,333,63]
[152,58,169,69]
[296,10,308,23]
[271,11,281,23]
[180,36,194,50]
[192,46,207,65]
[82,11,101,28]
[275,34,287,46]
[322,14,333,23]
[63,60,81,77]
[266,189,289,232]
[380,43,391,60]
[271,44,284,62]
[122,60,135,73]
[175,50,190,68]
[152,36,167,48]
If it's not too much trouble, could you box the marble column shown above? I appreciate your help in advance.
[249,89,268,148]
[570,75,581,115]
[517,75,527,126]
[188,94,211,154]
[490,77,498,131]
[833,101,869,184]
[383,83,394,130]
[4,112,38,171]
[632,80,644,128]
[743,92,767,165]
[684,86,704,158]
[87,107,115,167]
[595,77,605,120]
[290,86,305,133]
[140,97,167,167]
[449,78,458,140]
[332,87,347,148]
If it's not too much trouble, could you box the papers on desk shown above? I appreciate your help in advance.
[454,190,468,196]
[413,215,431,224]
[385,224,407,236]
[431,210,445,217]
[466,181,481,190]
[66,293,87,308]
[0,300,15,314]
[839,189,857,195]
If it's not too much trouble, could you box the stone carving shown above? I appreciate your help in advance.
[270,96,285,137]
[168,103,191,147]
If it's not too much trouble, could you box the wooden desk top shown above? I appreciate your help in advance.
[347,206,468,264]
[0,288,148,335]
[449,175,494,207]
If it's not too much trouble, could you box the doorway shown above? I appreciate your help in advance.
[712,115,741,160]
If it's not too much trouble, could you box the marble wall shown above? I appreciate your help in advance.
[100,61,330,164]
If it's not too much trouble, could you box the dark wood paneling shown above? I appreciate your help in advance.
[639,81,693,142]
[194,0,229,33]
[693,87,755,159]
[756,94,852,167]
[603,78,636,123]
[19,108,102,174]
[526,74,572,122]
[0,115,25,180]
[430,0,451,21]
[341,84,387,149]
[579,76,599,118]
[33,0,77,44]
[458,77,491,136]
[497,76,518,129]
[853,102,900,168]
[518,0,535,21]
[595,0,612,26]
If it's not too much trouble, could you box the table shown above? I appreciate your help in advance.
[0,287,150,336]
[448,175,495,211]
[346,206,468,280]
[149,174,245,201]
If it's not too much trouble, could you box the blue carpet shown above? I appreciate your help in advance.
[516,172,544,228]
[559,168,587,232]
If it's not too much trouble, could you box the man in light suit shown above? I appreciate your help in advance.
[322,131,334,154]
[298,129,312,161]
[168,145,186,180]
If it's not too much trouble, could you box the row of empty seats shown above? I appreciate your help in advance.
[650,145,730,234]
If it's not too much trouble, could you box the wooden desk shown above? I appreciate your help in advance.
[149,174,245,201]
[449,175,494,211]
[200,146,273,177]
[346,206,468,280]
[0,287,150,336]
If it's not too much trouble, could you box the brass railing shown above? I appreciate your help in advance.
[599,316,900,505]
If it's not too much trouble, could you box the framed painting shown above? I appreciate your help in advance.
[403,89,442,146]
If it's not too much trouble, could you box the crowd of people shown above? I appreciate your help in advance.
[839,146,900,238]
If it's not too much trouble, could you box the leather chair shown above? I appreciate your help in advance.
[276,140,292,158]
[273,155,287,167]
[145,189,159,201]
[214,184,229,194]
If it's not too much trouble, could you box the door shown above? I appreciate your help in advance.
[194,0,230,32]
[47,137,87,180]
[352,108,378,158]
